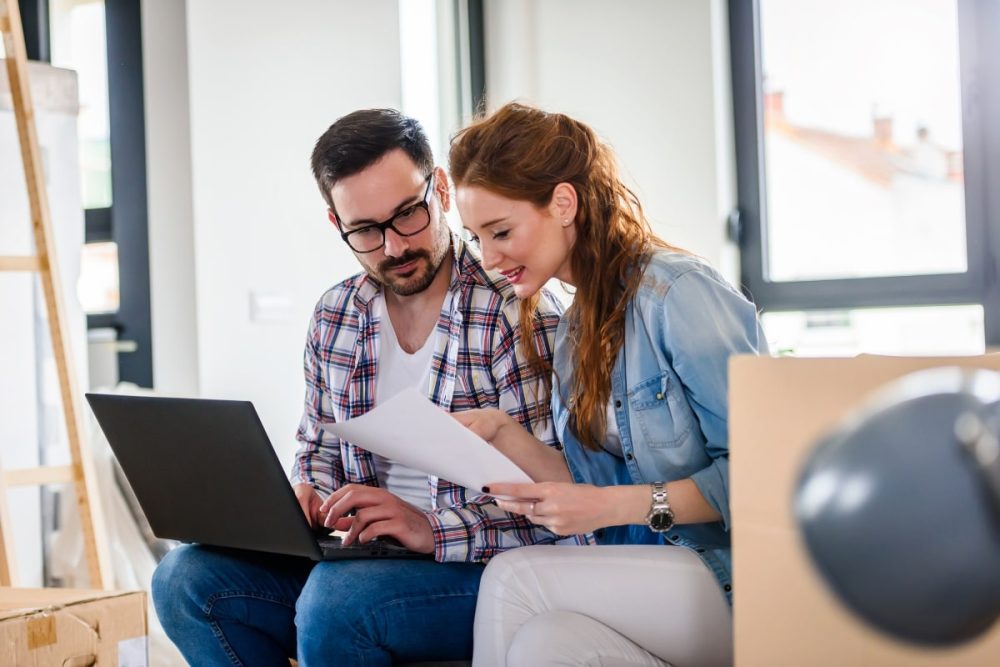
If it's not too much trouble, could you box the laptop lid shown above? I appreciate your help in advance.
[86,394,324,560]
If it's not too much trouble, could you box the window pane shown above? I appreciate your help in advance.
[50,0,111,209]
[77,241,119,314]
[760,0,966,282]
[762,305,984,357]
[399,0,441,161]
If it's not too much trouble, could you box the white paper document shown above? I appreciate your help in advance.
[318,388,533,494]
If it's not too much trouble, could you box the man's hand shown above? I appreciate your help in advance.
[319,484,435,554]
[293,483,325,528]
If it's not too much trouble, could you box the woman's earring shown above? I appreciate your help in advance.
[562,218,572,227]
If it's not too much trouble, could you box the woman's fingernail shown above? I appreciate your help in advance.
[482,486,490,493]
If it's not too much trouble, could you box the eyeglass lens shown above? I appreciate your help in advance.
[346,205,430,252]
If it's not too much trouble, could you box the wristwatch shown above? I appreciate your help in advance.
[645,482,675,533]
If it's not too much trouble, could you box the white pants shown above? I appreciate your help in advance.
[472,545,733,667]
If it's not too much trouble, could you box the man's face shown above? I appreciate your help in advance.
[330,149,451,296]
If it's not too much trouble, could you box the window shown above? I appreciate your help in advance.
[730,0,1000,353]
[76,241,119,314]
[43,0,153,385]
[763,305,984,357]
[50,0,111,210]
[398,0,485,233]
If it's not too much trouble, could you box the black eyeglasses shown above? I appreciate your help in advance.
[338,174,435,253]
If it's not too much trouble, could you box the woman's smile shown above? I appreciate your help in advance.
[499,266,525,283]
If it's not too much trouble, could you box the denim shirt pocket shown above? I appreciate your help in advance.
[626,371,693,448]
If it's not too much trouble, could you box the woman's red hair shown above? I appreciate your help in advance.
[450,103,677,450]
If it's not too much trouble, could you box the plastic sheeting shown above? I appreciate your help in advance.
[48,383,184,667]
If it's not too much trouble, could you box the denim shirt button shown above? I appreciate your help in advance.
[724,584,732,592]
[655,392,664,400]
[669,534,679,541]
[625,453,634,461]
[615,399,622,409]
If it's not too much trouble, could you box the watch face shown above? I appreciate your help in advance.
[650,509,674,531]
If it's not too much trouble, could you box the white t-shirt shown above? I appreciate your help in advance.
[371,294,436,511]
[603,398,624,457]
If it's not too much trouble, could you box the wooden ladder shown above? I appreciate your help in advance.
[0,0,112,589]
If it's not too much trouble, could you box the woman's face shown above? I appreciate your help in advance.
[456,184,577,298]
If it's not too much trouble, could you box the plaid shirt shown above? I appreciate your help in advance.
[291,236,590,562]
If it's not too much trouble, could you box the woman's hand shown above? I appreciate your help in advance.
[486,481,624,536]
[452,408,517,447]
[454,410,574,482]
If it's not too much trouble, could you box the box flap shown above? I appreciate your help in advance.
[0,588,137,621]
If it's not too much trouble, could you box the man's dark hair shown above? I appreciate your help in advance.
[310,109,434,211]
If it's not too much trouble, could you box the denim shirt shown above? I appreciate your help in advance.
[552,250,768,600]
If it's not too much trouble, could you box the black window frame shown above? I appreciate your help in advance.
[729,0,1000,348]
[467,0,485,113]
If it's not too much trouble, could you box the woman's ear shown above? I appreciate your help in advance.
[434,166,451,212]
[550,182,578,226]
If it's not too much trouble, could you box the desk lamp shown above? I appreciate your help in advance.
[795,367,1000,645]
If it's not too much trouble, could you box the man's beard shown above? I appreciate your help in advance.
[372,248,445,296]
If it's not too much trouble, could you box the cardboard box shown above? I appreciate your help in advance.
[730,355,1000,666]
[0,588,147,666]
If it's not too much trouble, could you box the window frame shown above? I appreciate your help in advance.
[102,0,152,386]
[467,0,485,112]
[728,0,1000,347]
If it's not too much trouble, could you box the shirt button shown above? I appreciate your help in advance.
[615,400,622,409]
[669,534,679,541]
[724,584,732,592]
[625,453,634,461]
[655,392,664,400]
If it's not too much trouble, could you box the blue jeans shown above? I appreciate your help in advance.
[152,545,484,666]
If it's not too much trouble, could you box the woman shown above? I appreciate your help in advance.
[449,103,767,667]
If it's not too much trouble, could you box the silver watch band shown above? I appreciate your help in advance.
[651,481,668,503]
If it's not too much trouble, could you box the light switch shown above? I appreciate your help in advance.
[249,291,292,323]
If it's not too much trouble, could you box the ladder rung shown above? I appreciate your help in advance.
[3,465,76,487]
[0,256,42,272]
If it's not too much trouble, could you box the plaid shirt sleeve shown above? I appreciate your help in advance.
[289,307,346,495]
[424,290,593,562]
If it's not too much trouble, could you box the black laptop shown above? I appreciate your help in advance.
[85,393,431,561]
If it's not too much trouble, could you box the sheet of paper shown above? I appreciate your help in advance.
[318,388,533,497]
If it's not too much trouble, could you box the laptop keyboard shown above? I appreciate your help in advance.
[318,535,406,557]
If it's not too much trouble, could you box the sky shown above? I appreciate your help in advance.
[760,0,965,150]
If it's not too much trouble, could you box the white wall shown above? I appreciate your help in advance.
[143,0,403,465]
[142,0,200,398]
[484,0,738,280]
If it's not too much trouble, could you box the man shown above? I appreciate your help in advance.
[151,109,581,666]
